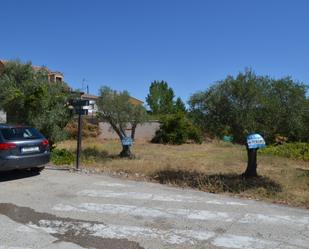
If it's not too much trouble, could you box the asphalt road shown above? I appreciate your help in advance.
[0,168,308,249]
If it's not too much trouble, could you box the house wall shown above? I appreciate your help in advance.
[99,121,160,141]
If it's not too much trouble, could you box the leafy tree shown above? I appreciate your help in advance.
[146,80,175,114]
[97,86,147,157]
[151,113,202,145]
[189,69,308,143]
[262,78,309,141]
[174,97,186,113]
[304,99,309,141]
[0,60,72,147]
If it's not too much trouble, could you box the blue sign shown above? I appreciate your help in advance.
[122,137,133,146]
[246,134,266,149]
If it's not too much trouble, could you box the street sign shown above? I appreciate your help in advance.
[74,109,88,115]
[246,134,266,149]
[78,99,89,106]
[122,137,133,146]
[70,99,90,107]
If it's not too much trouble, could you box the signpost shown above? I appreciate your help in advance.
[70,97,89,170]
[121,136,133,146]
[246,134,266,149]
[74,109,88,115]
[70,99,89,107]
[244,133,266,177]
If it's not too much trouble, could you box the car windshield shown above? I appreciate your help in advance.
[0,127,43,140]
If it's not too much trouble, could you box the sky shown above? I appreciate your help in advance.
[1,0,308,104]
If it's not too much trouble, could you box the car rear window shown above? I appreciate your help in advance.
[0,127,43,140]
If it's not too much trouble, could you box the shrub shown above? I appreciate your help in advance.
[51,148,75,165]
[151,113,203,145]
[260,142,309,161]
[65,118,100,139]
[51,147,110,165]
[81,147,108,163]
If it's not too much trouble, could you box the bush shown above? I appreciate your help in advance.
[81,147,108,163]
[260,142,309,161]
[65,118,100,139]
[51,147,110,165]
[151,113,203,145]
[51,148,75,165]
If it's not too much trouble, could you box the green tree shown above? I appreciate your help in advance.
[304,99,309,141]
[174,97,186,113]
[146,80,175,115]
[0,60,72,147]
[97,86,147,157]
[151,113,202,145]
[262,78,309,141]
[189,69,308,143]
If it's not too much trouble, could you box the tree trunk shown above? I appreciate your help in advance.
[131,123,137,140]
[243,147,258,178]
[120,145,133,158]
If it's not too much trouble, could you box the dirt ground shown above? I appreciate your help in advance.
[55,138,309,208]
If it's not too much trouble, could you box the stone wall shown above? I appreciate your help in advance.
[99,121,160,141]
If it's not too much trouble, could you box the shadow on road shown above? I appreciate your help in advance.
[152,170,282,194]
[0,170,40,182]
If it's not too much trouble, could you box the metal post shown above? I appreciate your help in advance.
[76,108,83,170]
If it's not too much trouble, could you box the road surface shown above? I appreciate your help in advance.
[0,168,308,249]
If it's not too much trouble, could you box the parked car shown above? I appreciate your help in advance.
[0,124,50,172]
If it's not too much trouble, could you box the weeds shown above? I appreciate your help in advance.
[51,146,110,165]
[152,170,282,196]
[260,143,309,161]
[53,139,309,208]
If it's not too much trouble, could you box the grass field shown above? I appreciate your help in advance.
[55,138,309,208]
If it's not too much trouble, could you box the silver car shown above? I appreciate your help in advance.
[0,124,50,172]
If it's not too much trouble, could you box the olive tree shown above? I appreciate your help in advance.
[0,60,72,147]
[97,86,147,158]
[189,69,309,143]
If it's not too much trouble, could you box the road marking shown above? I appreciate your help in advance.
[77,189,247,205]
[53,203,233,221]
[212,234,279,249]
[239,213,309,226]
[0,247,32,249]
[16,225,37,233]
[54,203,172,218]
[94,181,128,187]
[53,202,309,229]
[27,219,298,248]
[28,219,216,245]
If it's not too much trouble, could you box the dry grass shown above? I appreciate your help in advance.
[55,138,309,208]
